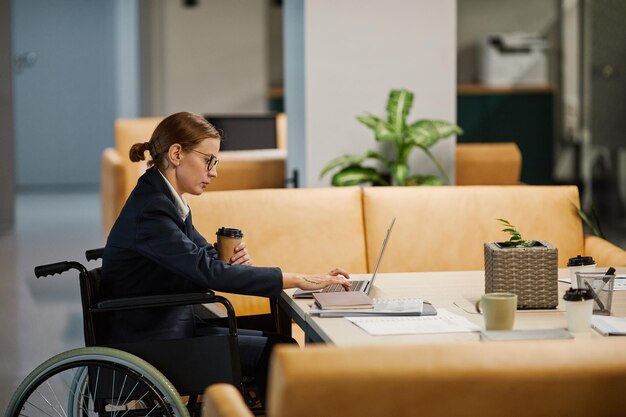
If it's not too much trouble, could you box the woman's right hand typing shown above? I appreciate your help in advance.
[282,268,351,291]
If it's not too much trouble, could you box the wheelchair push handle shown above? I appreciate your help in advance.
[85,248,104,261]
[34,261,88,278]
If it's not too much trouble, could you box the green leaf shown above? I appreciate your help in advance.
[496,218,513,226]
[422,147,450,185]
[521,240,537,247]
[357,113,398,142]
[374,122,399,142]
[509,235,522,241]
[501,228,518,234]
[590,205,606,239]
[572,203,605,239]
[356,113,385,130]
[362,149,388,163]
[390,162,410,186]
[386,89,414,134]
[319,150,389,179]
[331,166,388,186]
[405,175,443,186]
[407,119,462,149]
[319,154,365,178]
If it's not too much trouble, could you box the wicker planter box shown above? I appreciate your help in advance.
[484,240,558,309]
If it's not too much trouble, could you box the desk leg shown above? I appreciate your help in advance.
[272,297,292,338]
[304,322,325,344]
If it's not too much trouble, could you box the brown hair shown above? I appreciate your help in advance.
[129,112,221,168]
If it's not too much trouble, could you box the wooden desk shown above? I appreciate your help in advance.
[278,269,626,345]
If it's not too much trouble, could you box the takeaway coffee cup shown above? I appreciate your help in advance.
[216,227,243,263]
[567,255,596,288]
[563,287,594,332]
[475,292,517,330]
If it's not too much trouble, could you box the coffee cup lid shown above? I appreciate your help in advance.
[563,287,593,301]
[216,227,243,238]
[567,255,595,267]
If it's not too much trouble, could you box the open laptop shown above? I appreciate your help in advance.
[293,217,395,298]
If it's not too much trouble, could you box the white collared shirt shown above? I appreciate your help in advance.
[158,170,190,221]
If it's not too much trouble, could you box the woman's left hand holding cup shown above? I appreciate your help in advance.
[230,242,253,266]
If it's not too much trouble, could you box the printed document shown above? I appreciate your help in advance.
[346,308,480,336]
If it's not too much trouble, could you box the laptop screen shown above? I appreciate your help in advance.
[367,217,396,291]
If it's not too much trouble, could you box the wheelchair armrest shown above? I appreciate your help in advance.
[94,291,238,334]
[95,291,218,311]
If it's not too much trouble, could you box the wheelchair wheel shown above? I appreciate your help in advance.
[5,347,190,417]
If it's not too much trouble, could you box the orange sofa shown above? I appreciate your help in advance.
[185,185,626,317]
[203,339,626,417]
[455,142,522,185]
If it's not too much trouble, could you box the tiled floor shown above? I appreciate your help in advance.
[0,191,104,410]
[1,190,625,410]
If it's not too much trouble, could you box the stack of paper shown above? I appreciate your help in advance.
[309,298,435,318]
[592,316,626,336]
[346,309,480,336]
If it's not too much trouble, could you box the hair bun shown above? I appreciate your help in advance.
[129,142,149,162]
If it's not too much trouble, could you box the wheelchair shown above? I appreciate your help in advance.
[5,248,288,417]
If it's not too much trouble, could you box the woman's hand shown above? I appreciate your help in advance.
[230,242,253,266]
[283,268,351,291]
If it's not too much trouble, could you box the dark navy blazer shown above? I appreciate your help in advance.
[100,167,282,343]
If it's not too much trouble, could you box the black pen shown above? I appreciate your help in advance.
[603,267,616,283]
[584,281,605,312]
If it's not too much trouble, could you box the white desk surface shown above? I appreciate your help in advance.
[280,269,626,346]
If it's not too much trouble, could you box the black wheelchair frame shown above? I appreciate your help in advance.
[5,248,284,417]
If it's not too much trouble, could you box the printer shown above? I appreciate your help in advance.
[479,32,548,86]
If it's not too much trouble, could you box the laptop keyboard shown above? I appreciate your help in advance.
[321,280,366,293]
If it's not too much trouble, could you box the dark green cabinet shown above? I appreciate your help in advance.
[457,86,554,185]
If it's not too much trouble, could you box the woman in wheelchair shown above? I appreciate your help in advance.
[100,111,351,406]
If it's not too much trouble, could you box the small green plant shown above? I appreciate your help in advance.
[319,88,462,186]
[496,218,537,247]
[572,203,605,239]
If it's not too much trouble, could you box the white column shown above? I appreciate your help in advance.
[285,0,457,187]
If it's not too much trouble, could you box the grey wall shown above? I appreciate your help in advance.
[146,0,270,115]
[11,0,140,189]
[12,0,119,188]
[286,0,457,187]
[0,0,15,229]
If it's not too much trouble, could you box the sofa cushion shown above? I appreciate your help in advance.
[455,143,521,185]
[362,185,584,272]
[265,340,626,417]
[210,149,287,191]
[186,187,367,315]
[584,235,626,267]
[187,186,367,274]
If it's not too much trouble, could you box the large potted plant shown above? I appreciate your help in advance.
[320,88,463,186]
[484,219,558,309]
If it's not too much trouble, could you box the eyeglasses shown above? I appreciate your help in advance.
[191,149,219,171]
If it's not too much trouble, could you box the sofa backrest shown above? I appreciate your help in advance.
[103,117,289,236]
[113,116,288,195]
[186,187,368,274]
[455,142,522,185]
[362,185,584,272]
[213,149,286,191]
[266,340,626,417]
[101,148,126,237]
[114,117,162,199]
